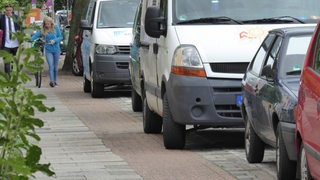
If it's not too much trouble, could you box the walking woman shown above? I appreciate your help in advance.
[31,16,62,87]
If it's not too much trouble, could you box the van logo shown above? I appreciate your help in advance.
[239,27,268,42]
[114,31,131,37]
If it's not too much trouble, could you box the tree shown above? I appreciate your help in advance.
[61,0,90,72]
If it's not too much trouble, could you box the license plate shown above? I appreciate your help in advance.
[236,95,242,107]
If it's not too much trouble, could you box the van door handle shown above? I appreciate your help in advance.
[153,43,158,54]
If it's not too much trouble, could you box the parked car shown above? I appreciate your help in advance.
[132,0,320,150]
[241,26,315,179]
[295,21,320,180]
[129,0,142,112]
[72,29,84,76]
[81,0,139,98]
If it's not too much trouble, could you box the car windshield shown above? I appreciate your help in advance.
[279,35,312,79]
[97,0,138,28]
[173,0,320,24]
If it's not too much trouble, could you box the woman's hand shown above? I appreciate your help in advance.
[49,40,55,44]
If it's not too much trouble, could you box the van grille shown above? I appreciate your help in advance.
[215,105,242,118]
[210,63,249,73]
[116,62,129,69]
[117,46,130,54]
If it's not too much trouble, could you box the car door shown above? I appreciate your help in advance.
[255,35,282,144]
[140,0,160,112]
[130,1,142,92]
[244,33,276,138]
[301,36,320,175]
[81,0,96,79]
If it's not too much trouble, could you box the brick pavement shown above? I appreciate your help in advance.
[50,73,236,180]
[25,76,142,180]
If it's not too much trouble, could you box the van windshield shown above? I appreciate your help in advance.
[173,0,320,24]
[97,0,138,28]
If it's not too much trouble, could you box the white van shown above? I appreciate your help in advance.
[133,0,320,149]
[81,0,139,98]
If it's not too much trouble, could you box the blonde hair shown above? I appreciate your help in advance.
[41,16,55,36]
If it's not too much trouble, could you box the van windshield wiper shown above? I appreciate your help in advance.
[99,26,124,28]
[177,16,243,25]
[243,16,305,24]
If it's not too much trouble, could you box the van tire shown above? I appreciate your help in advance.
[276,125,296,180]
[83,75,91,93]
[143,95,162,133]
[245,116,265,163]
[90,71,104,98]
[132,89,142,112]
[163,93,186,149]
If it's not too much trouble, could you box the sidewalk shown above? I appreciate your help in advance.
[0,52,141,179]
[22,78,141,179]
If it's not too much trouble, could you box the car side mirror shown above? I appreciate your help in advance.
[80,20,92,31]
[145,7,166,38]
[261,64,274,81]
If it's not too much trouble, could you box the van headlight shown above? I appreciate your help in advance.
[95,44,117,55]
[171,45,206,77]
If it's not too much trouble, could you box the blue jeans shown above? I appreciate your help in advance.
[45,51,60,83]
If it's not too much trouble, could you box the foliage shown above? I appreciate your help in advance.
[0,1,55,179]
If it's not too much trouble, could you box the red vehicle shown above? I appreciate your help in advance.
[296,21,320,180]
[72,29,83,76]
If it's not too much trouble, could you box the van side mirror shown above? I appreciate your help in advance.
[261,64,274,81]
[80,20,92,31]
[145,7,166,38]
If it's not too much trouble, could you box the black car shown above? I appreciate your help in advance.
[241,26,315,180]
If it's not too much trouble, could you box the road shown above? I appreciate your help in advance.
[52,73,277,180]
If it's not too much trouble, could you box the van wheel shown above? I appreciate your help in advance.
[131,89,142,112]
[245,115,265,163]
[299,143,312,180]
[83,74,91,93]
[143,95,162,133]
[90,71,104,98]
[276,125,296,180]
[163,93,186,149]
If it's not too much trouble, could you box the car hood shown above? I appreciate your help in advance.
[174,24,312,63]
[93,28,132,45]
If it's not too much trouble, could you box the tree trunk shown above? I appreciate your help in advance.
[61,0,90,72]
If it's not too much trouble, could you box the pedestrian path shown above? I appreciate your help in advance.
[28,83,142,180]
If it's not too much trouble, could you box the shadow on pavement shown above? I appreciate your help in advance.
[185,128,245,150]
[102,85,131,98]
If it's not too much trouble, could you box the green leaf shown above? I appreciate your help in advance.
[26,145,41,166]
[36,163,55,177]
[25,132,41,141]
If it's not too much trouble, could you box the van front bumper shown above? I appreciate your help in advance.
[166,74,244,127]
[92,54,131,84]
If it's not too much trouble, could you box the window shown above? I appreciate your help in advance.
[97,0,138,28]
[313,31,320,73]
[250,34,275,75]
[173,0,320,24]
[265,36,282,68]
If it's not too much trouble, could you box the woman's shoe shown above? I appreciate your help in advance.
[49,82,55,87]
